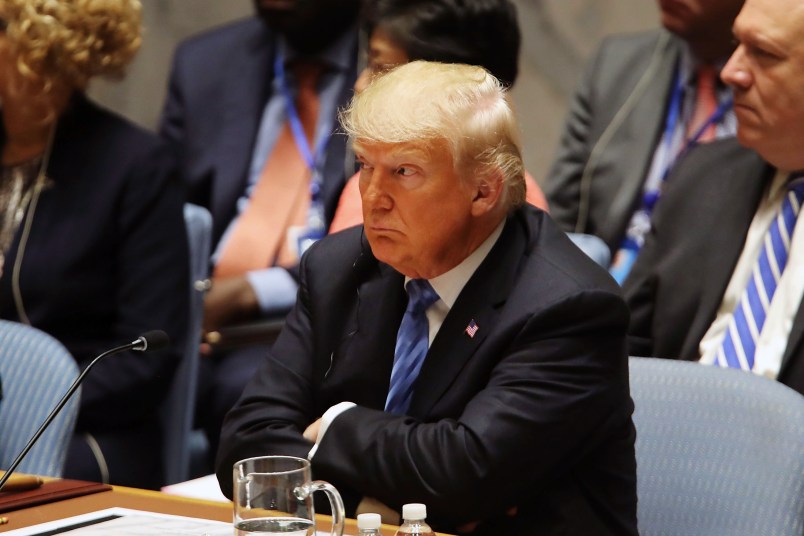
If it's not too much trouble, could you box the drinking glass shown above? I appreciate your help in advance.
[233,455,344,536]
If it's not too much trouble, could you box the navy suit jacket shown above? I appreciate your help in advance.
[624,138,804,395]
[216,206,638,536]
[0,95,189,434]
[159,17,358,250]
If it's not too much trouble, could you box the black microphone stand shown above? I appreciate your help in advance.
[0,332,166,491]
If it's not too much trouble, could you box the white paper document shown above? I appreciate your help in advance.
[4,507,331,535]
[3,507,232,535]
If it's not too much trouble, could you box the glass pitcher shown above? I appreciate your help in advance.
[233,455,344,536]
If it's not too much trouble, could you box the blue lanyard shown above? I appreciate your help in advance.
[663,70,733,168]
[644,69,733,211]
[274,56,331,202]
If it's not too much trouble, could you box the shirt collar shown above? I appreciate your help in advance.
[678,43,729,88]
[768,169,804,200]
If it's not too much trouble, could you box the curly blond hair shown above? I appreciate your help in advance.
[3,0,142,92]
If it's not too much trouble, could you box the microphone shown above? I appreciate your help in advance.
[0,330,170,491]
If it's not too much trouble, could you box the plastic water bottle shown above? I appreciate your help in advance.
[393,503,435,536]
[357,513,382,535]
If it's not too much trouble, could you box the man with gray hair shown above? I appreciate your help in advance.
[217,61,637,536]
[625,0,804,396]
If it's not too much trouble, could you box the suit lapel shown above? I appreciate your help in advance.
[605,32,681,241]
[211,28,275,233]
[408,213,528,417]
[345,247,406,408]
[680,148,772,356]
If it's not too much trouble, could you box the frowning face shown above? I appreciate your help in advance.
[720,0,804,171]
[357,139,492,279]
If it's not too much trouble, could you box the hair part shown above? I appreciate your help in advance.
[341,60,526,211]
[3,0,142,94]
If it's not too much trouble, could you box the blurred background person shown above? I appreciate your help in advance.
[159,0,361,467]
[328,0,548,234]
[0,0,189,488]
[624,0,804,396]
[544,0,744,282]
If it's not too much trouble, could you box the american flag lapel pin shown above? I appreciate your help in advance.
[465,319,479,338]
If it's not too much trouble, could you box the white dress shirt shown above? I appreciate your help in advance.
[699,170,804,379]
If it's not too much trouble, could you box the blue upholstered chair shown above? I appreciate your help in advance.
[160,203,212,485]
[0,320,80,477]
[566,232,611,268]
[629,357,804,536]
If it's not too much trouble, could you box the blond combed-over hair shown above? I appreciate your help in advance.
[340,60,526,211]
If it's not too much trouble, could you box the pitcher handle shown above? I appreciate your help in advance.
[296,480,345,536]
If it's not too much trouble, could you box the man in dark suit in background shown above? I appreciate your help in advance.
[624,0,804,395]
[216,61,637,536]
[545,0,743,282]
[159,0,360,458]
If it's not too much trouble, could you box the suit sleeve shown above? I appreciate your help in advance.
[621,226,660,357]
[215,248,323,487]
[311,290,630,524]
[543,41,608,233]
[78,142,190,427]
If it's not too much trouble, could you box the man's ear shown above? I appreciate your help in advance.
[471,171,504,216]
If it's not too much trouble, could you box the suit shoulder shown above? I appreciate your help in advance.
[522,208,622,296]
[303,227,366,272]
[174,18,269,63]
[587,29,679,77]
[597,28,672,55]
[668,139,765,191]
[62,97,167,157]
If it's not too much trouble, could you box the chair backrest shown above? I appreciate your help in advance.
[566,232,611,268]
[161,203,212,485]
[0,320,80,477]
[630,357,804,536]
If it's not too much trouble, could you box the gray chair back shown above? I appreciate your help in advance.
[161,203,212,485]
[630,357,804,536]
[566,232,611,268]
[0,320,80,476]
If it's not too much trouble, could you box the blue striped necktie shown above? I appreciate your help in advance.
[717,178,804,370]
[385,279,440,415]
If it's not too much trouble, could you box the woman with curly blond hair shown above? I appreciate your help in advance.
[0,0,189,488]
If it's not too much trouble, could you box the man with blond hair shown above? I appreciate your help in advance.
[217,61,637,536]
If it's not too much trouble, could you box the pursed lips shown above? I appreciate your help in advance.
[366,222,402,235]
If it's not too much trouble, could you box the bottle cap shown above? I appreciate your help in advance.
[357,513,382,530]
[402,503,427,521]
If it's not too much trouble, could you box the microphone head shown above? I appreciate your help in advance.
[133,330,170,352]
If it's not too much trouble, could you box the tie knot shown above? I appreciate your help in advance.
[695,64,717,90]
[405,279,439,314]
[788,175,804,202]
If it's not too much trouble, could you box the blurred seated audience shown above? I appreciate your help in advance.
[544,0,743,281]
[624,0,804,397]
[0,0,188,488]
[328,0,547,235]
[217,61,637,536]
[159,0,361,466]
